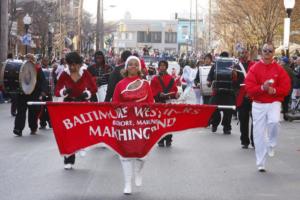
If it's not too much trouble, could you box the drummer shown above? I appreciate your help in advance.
[39,57,52,129]
[87,51,113,102]
[207,52,237,135]
[13,54,47,137]
[151,60,179,147]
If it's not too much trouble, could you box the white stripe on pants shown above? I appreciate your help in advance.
[252,101,281,167]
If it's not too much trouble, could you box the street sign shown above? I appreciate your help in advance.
[22,34,31,46]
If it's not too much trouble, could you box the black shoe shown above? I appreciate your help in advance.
[211,126,217,133]
[223,130,231,135]
[242,145,248,149]
[13,129,22,137]
[158,143,164,147]
[39,126,46,130]
[166,141,172,147]
[283,114,289,121]
[30,129,37,135]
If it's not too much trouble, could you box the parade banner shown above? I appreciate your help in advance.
[47,102,217,158]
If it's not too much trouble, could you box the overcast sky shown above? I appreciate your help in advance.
[83,0,209,21]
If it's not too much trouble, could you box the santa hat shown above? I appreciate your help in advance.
[125,56,141,71]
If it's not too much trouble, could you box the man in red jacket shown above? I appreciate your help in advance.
[245,43,291,172]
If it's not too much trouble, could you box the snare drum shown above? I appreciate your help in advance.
[198,66,212,96]
[0,60,37,94]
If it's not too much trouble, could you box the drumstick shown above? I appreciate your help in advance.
[225,67,244,73]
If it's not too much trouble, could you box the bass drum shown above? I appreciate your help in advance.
[213,57,238,92]
[42,68,54,96]
[0,61,37,95]
[198,65,212,96]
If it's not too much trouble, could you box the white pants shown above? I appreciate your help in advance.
[193,88,203,104]
[252,101,281,167]
[96,85,108,102]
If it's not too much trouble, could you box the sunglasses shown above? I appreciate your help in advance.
[263,49,273,53]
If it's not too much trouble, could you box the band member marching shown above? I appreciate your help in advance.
[151,60,179,147]
[39,57,53,129]
[112,56,154,194]
[55,52,97,170]
[87,51,113,102]
[207,52,239,134]
[245,43,291,172]
[13,54,47,137]
[236,49,256,149]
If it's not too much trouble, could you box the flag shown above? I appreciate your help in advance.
[47,102,216,158]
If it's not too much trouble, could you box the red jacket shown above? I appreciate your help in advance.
[151,74,178,97]
[245,60,291,103]
[55,69,97,98]
[236,60,255,107]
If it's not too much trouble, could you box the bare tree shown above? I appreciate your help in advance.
[19,1,59,56]
[213,0,300,54]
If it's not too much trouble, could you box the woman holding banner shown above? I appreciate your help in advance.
[113,56,154,194]
[54,52,97,170]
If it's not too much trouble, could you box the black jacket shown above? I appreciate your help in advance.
[104,64,125,102]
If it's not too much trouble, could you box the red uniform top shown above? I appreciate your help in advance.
[112,76,154,103]
[150,74,178,98]
[236,60,255,107]
[55,69,97,99]
[140,59,148,76]
[245,60,291,103]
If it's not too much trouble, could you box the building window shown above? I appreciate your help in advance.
[121,33,126,40]
[165,32,177,43]
[151,32,162,43]
[137,31,162,43]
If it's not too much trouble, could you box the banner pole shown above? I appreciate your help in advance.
[27,102,47,105]
[27,102,236,110]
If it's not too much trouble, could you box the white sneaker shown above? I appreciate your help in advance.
[64,164,72,170]
[268,146,275,157]
[258,166,266,172]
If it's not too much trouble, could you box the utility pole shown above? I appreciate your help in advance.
[195,0,198,53]
[0,0,9,62]
[59,0,63,58]
[208,0,212,53]
[189,0,192,54]
[77,0,83,54]
[96,0,103,51]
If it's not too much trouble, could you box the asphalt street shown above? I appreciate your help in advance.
[0,103,300,200]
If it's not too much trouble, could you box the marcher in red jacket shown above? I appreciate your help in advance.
[245,43,291,172]
[113,56,154,195]
[151,60,179,147]
[55,52,97,170]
